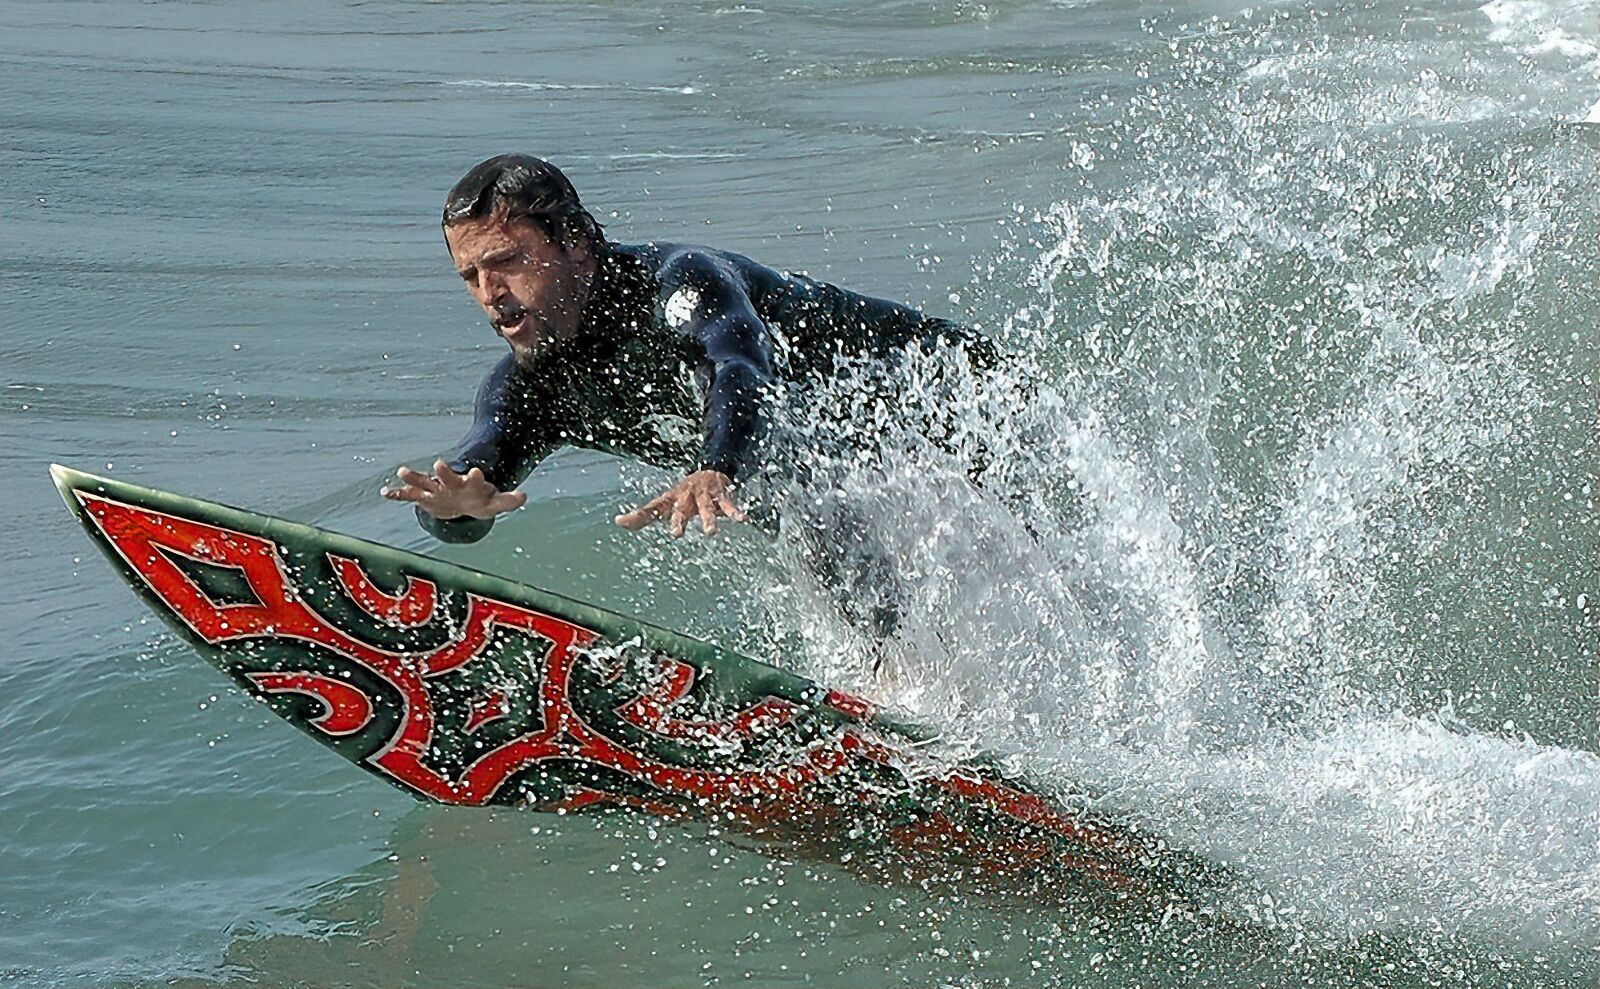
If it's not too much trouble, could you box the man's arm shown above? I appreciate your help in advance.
[666,250,776,481]
[385,353,554,543]
[616,250,772,536]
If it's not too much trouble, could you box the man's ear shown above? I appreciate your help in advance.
[563,232,597,266]
[564,236,601,291]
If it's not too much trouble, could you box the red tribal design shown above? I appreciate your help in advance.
[64,480,1197,897]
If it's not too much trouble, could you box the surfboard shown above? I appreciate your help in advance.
[50,464,1215,903]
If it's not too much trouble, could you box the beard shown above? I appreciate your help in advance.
[502,311,585,368]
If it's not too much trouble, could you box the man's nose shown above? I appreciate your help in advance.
[473,269,507,303]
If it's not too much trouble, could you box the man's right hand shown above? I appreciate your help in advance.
[381,459,528,519]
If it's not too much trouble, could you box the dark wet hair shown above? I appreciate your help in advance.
[442,154,606,252]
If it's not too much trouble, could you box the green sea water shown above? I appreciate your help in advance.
[2,0,1596,985]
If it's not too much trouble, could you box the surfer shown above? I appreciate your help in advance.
[383,154,996,642]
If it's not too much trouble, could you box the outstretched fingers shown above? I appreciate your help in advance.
[616,472,747,536]
[383,462,525,521]
[697,494,719,535]
[669,498,693,538]
[488,490,529,514]
[381,484,429,504]
[714,493,747,523]
[615,495,670,531]
[384,465,436,505]
[393,465,436,490]
[434,459,466,489]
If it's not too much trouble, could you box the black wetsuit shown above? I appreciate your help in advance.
[421,241,993,635]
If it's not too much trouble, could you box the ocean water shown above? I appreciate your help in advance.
[2,0,1595,986]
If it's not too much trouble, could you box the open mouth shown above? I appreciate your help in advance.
[492,305,531,336]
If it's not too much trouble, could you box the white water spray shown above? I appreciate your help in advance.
[749,54,1597,957]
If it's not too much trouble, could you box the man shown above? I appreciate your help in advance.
[383,154,993,640]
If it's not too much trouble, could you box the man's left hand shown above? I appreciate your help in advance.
[616,470,747,537]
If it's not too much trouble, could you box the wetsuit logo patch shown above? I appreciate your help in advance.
[664,286,700,328]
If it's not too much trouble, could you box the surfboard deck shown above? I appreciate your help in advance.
[50,464,1216,903]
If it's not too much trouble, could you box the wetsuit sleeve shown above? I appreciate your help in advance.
[776,269,1000,372]
[418,353,555,544]
[658,251,776,482]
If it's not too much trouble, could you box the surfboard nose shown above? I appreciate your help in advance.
[49,463,98,505]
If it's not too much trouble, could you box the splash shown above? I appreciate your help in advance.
[745,10,1598,964]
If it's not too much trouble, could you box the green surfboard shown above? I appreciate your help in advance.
[51,464,1214,902]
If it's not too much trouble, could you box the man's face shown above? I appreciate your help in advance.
[445,213,597,362]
